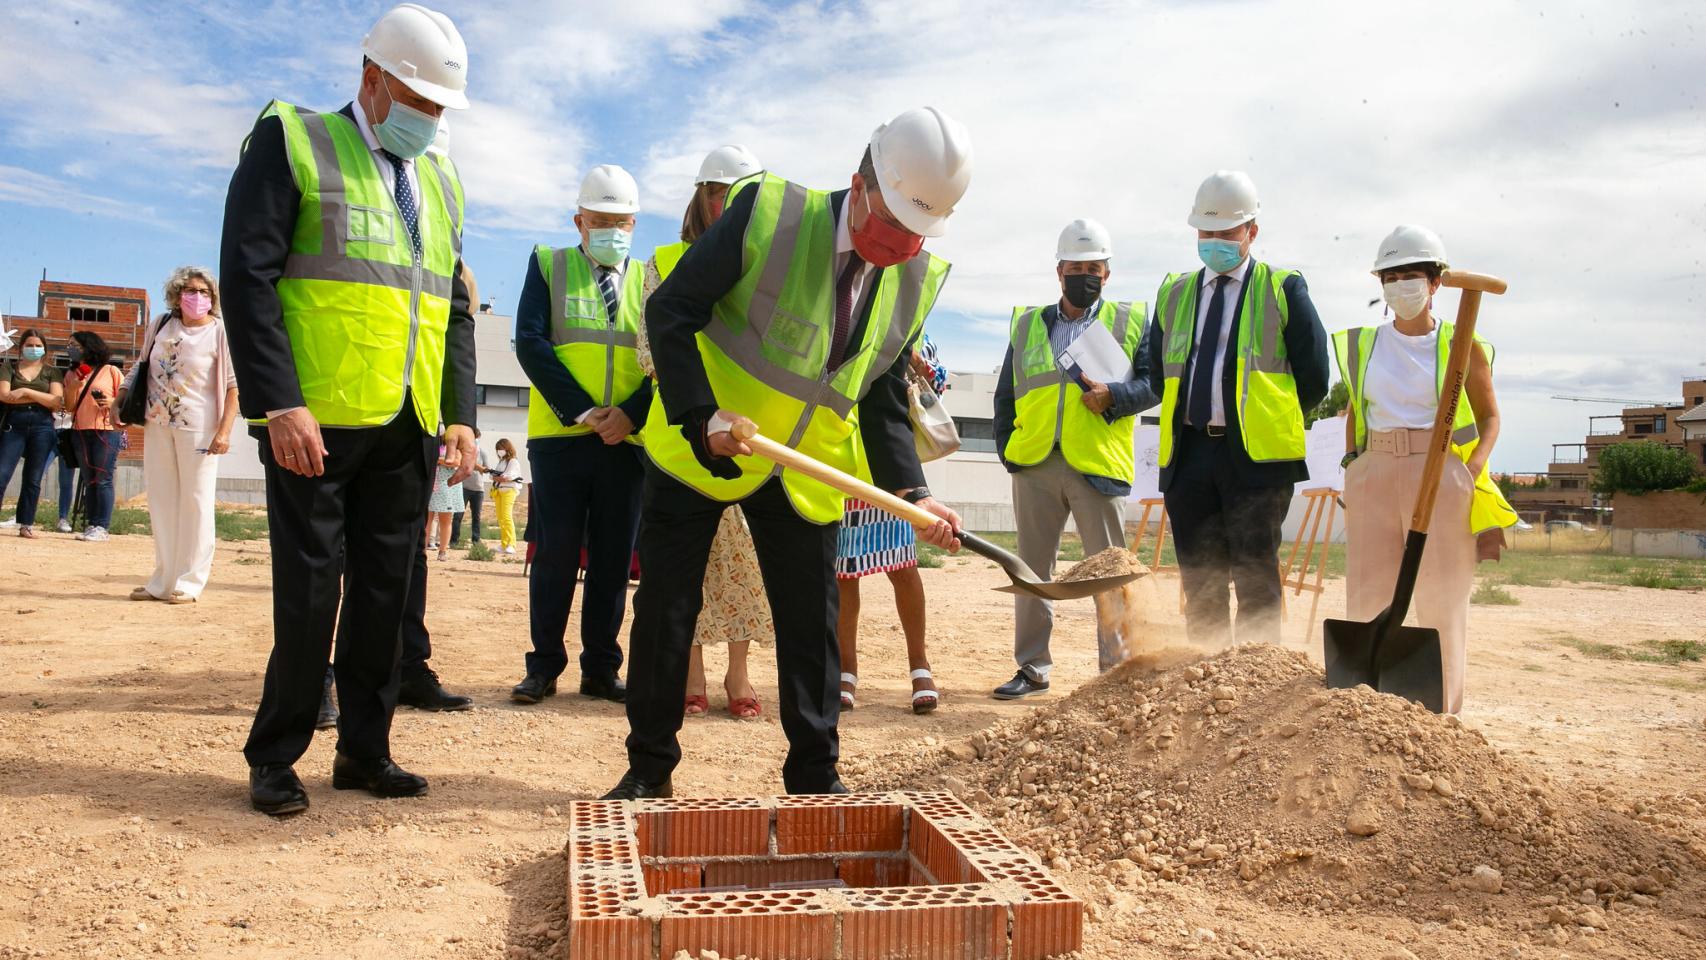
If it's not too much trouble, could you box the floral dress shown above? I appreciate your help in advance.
[427,447,461,513]
[639,256,774,647]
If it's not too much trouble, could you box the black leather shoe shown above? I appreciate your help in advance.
[599,770,673,800]
[510,673,558,704]
[331,754,429,798]
[992,670,1050,700]
[316,673,339,730]
[399,668,473,712]
[250,763,309,817]
[579,671,627,703]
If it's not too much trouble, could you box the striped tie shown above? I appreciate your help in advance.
[597,267,620,323]
[829,254,863,370]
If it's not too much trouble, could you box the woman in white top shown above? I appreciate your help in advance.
[491,438,523,554]
[120,266,240,602]
[1333,225,1517,714]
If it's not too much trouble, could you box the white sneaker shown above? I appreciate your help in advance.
[427,539,439,550]
[503,546,515,555]
[56,519,73,533]
[77,526,110,542]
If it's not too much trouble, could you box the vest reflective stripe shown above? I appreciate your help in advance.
[526,246,646,442]
[1332,323,1515,533]
[1003,300,1146,482]
[255,100,462,433]
[1154,262,1303,468]
[641,174,950,523]
[654,241,689,281]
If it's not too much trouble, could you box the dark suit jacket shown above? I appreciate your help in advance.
[513,251,653,447]
[219,102,477,429]
[991,301,1159,497]
[644,182,927,493]
[1136,265,1330,491]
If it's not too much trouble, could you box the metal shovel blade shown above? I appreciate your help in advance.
[1323,614,1445,713]
[959,532,1143,600]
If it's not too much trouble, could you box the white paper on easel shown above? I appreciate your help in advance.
[1054,321,1130,384]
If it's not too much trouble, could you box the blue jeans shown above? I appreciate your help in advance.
[0,406,57,527]
[75,429,121,529]
[51,437,76,521]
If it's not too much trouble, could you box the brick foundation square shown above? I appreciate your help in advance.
[565,791,1083,960]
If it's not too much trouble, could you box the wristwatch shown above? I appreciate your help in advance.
[901,487,933,505]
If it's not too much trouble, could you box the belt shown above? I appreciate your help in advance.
[1367,427,1436,457]
[1186,423,1227,438]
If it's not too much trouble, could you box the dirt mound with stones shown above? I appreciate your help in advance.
[851,644,1706,957]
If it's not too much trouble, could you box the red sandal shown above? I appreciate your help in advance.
[728,696,762,720]
[684,694,709,716]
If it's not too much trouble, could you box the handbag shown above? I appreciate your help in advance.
[117,314,171,426]
[908,372,960,463]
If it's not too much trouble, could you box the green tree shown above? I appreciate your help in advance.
[1305,379,1350,428]
[1592,441,1699,497]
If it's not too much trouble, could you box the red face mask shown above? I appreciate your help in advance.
[850,185,924,267]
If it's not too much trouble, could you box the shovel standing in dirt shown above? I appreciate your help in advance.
[728,421,1143,601]
[1323,270,1508,712]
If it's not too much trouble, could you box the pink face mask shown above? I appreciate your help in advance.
[180,291,213,320]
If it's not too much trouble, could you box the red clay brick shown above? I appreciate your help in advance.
[702,857,837,890]
[775,800,905,854]
[908,816,977,885]
[840,890,1007,960]
[836,856,912,889]
[643,862,703,895]
[635,799,769,859]
[1009,896,1085,960]
[658,891,835,960]
[566,914,650,960]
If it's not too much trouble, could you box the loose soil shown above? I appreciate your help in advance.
[1,532,1703,959]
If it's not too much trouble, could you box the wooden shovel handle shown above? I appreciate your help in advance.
[1408,271,1507,533]
[729,420,941,530]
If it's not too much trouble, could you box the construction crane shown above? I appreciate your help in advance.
[1550,394,1669,406]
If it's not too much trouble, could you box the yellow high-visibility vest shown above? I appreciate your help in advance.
[1003,300,1146,482]
[525,247,645,444]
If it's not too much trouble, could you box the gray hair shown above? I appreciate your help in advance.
[163,265,220,318]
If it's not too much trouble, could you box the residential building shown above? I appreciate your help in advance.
[1509,377,1706,523]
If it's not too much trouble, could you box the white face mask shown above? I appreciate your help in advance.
[1382,278,1431,320]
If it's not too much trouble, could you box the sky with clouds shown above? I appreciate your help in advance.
[2,0,1702,471]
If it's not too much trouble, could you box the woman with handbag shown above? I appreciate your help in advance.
[62,331,125,542]
[0,329,65,538]
[636,144,773,720]
[118,266,240,599]
[836,335,949,715]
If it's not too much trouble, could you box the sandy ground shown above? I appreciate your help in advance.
[0,531,1702,959]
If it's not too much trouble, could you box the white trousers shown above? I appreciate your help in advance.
[143,423,221,600]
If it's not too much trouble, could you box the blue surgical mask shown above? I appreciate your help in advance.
[1197,238,1246,275]
[587,227,632,267]
[372,76,440,160]
[22,346,45,361]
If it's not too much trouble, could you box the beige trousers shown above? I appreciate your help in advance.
[1343,429,1477,714]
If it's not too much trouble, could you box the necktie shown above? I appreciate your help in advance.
[1187,275,1231,428]
[829,254,864,370]
[382,150,422,262]
[597,267,620,324]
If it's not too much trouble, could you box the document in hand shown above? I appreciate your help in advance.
[1054,321,1130,385]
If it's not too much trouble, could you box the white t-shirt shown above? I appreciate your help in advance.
[146,318,225,435]
[1364,321,1439,432]
[494,456,523,489]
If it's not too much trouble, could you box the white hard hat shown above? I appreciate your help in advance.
[1056,218,1112,262]
[577,164,641,215]
[866,107,973,238]
[1371,224,1449,274]
[1187,170,1260,231]
[362,4,470,110]
[696,144,762,185]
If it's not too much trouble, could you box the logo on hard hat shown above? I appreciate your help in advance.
[602,194,617,201]
[910,197,933,212]
[444,59,462,70]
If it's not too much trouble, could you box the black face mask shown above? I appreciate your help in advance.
[1062,272,1102,310]
[67,345,84,365]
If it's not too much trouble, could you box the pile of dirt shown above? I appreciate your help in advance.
[852,644,1706,954]
[1061,547,1150,582]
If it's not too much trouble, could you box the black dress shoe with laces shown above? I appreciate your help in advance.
[399,668,473,711]
[599,770,673,800]
[510,673,558,704]
[579,671,627,703]
[250,763,309,817]
[992,670,1050,700]
[316,673,339,730]
[331,754,429,798]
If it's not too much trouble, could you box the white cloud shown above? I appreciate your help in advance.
[0,164,158,222]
